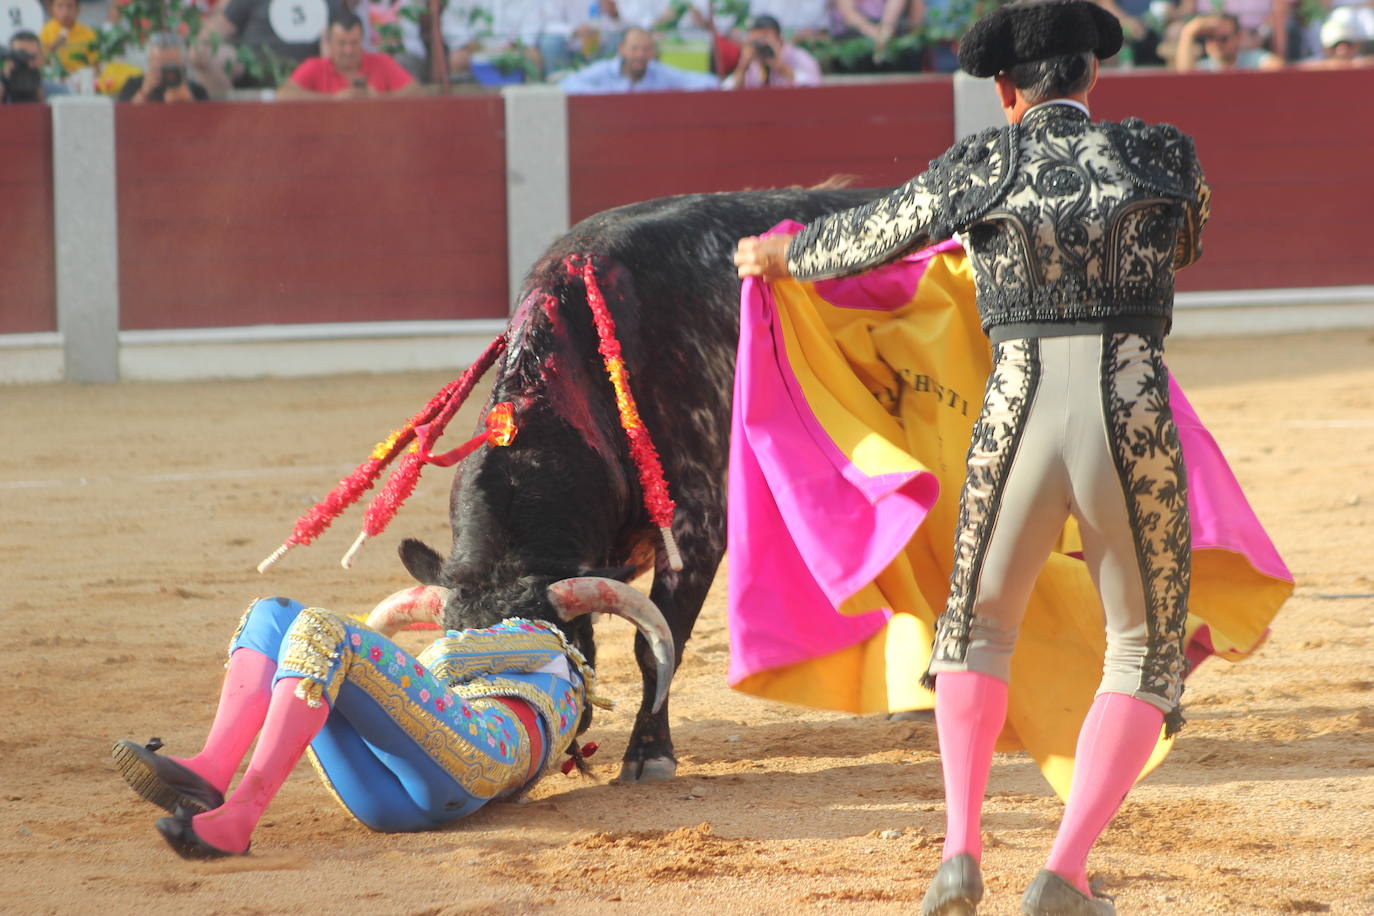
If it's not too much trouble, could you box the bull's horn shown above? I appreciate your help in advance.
[546,577,674,714]
[364,585,451,638]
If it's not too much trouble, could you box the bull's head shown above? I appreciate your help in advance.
[394,538,672,715]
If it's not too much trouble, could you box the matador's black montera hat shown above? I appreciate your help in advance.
[957,0,1124,78]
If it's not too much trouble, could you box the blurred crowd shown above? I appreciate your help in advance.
[3,0,1372,103]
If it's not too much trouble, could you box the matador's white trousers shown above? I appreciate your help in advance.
[927,333,1191,732]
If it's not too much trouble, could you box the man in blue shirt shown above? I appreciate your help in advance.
[559,26,721,93]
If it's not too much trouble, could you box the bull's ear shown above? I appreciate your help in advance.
[576,563,638,582]
[398,538,445,585]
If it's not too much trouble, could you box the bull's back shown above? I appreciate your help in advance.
[501,188,885,544]
[527,186,884,392]
[540,188,884,308]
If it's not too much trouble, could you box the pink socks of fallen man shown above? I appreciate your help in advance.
[173,647,278,793]
[188,677,329,854]
[935,673,1164,896]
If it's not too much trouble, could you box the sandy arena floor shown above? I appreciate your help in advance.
[2,329,1372,915]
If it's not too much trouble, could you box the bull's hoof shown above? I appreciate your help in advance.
[618,756,677,783]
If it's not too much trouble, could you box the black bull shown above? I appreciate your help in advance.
[400,187,884,782]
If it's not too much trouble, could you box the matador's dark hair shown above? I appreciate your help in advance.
[1006,52,1095,102]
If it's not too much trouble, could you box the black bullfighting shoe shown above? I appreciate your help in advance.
[1020,869,1116,916]
[112,738,224,815]
[922,852,985,915]
[155,813,247,860]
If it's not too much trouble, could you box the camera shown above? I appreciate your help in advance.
[1,47,44,104]
[160,62,186,88]
[752,41,775,62]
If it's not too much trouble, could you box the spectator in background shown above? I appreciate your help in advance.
[196,0,347,91]
[725,14,822,88]
[832,0,913,47]
[1093,0,1169,65]
[277,10,420,98]
[829,0,924,71]
[530,0,604,77]
[39,0,98,74]
[3,30,68,102]
[1175,12,1282,69]
[749,0,832,42]
[1221,0,1291,59]
[1298,6,1373,67]
[613,0,673,31]
[652,0,743,75]
[909,0,976,71]
[440,0,542,84]
[119,33,211,102]
[558,25,721,93]
[353,0,428,81]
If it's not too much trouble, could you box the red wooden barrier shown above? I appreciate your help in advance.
[567,79,955,223]
[114,96,508,331]
[64,71,1373,337]
[0,106,56,335]
[1093,67,1374,292]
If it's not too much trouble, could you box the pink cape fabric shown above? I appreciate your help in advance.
[727,232,1291,689]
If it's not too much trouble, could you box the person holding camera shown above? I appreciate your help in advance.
[725,14,821,88]
[118,33,210,103]
[276,10,418,99]
[2,31,68,104]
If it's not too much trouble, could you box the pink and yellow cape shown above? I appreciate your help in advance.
[726,227,1293,799]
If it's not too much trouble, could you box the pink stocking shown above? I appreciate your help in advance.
[934,670,1009,863]
[1045,692,1164,895]
[174,647,277,792]
[189,677,329,854]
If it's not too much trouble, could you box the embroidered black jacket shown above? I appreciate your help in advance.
[786,104,1211,336]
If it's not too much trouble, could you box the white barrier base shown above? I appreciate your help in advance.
[1171,288,1374,338]
[116,321,510,382]
[0,321,508,384]
[0,333,65,384]
[3,294,1372,383]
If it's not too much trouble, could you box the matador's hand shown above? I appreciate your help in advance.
[734,234,794,281]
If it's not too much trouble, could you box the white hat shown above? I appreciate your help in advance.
[1320,6,1369,49]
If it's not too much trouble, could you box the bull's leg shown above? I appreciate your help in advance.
[619,517,723,783]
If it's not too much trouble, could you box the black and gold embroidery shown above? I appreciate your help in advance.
[924,338,1041,684]
[787,106,1210,338]
[1100,333,1191,736]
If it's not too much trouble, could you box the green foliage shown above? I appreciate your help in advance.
[1295,0,1325,27]
[377,22,406,56]
[796,0,980,71]
[464,5,493,31]
[715,0,751,29]
[656,0,693,30]
[109,0,204,53]
[920,0,979,42]
[657,0,751,35]
[488,41,538,79]
[236,44,296,87]
[68,0,204,69]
